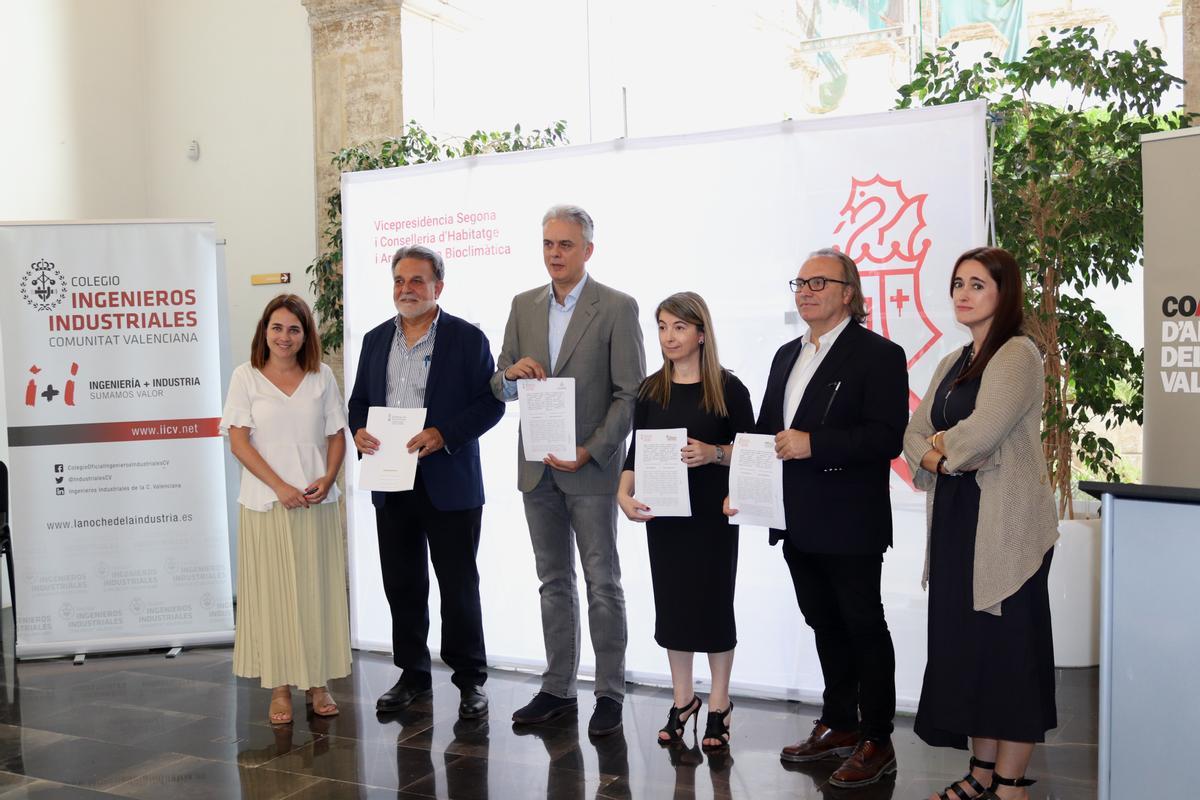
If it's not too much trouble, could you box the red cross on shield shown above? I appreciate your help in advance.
[832,175,942,488]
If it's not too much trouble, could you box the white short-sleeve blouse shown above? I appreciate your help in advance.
[220,361,347,512]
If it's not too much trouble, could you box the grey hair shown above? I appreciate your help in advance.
[391,245,445,281]
[806,247,867,323]
[542,204,595,245]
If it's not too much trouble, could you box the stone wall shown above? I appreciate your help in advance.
[1187,0,1199,115]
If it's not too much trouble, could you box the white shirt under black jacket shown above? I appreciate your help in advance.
[781,314,853,429]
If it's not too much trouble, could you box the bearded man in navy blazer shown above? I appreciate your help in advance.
[349,245,504,721]
[743,248,908,788]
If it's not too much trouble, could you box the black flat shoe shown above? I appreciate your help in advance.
[376,678,432,712]
[459,686,489,719]
[588,696,624,736]
[511,691,578,724]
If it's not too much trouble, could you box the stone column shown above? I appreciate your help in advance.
[302,0,404,381]
[303,0,405,243]
[1187,0,1200,116]
[303,0,404,521]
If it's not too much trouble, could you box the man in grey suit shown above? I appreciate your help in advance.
[491,204,645,736]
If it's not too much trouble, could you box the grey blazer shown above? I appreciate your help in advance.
[491,276,646,494]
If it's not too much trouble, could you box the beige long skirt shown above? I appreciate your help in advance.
[233,502,352,689]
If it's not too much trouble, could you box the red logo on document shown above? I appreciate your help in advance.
[832,175,940,488]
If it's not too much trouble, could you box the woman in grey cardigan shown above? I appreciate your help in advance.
[904,247,1059,800]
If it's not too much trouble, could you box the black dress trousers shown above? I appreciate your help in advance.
[375,472,487,690]
[782,542,896,740]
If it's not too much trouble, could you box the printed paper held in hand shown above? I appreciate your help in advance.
[727,432,786,529]
[633,428,691,518]
[358,407,427,492]
[518,377,576,461]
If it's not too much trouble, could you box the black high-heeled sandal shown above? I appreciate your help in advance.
[657,695,701,745]
[978,772,1036,799]
[933,756,995,799]
[701,700,733,750]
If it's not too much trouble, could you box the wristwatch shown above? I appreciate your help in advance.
[715,445,726,464]
[936,455,948,475]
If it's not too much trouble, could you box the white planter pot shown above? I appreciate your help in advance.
[1048,517,1101,667]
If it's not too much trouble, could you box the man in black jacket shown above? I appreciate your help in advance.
[754,248,908,788]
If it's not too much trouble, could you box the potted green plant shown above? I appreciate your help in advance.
[896,26,1192,517]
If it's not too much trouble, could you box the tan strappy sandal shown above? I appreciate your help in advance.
[268,687,293,725]
[306,686,340,717]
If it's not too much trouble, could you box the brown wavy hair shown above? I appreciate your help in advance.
[250,294,321,372]
[640,291,729,417]
[951,247,1025,385]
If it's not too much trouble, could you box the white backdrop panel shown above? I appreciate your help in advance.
[342,101,986,708]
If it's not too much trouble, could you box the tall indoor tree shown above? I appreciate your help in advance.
[896,27,1192,515]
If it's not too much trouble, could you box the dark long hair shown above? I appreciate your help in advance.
[952,247,1024,385]
[250,294,321,372]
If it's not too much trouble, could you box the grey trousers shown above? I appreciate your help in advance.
[522,471,627,702]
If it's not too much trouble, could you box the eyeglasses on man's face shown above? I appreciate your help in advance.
[789,276,849,292]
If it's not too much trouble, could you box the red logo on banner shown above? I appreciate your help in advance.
[25,362,79,407]
[832,175,940,488]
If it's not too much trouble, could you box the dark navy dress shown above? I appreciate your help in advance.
[914,345,1057,748]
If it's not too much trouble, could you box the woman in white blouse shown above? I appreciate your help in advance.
[221,294,351,725]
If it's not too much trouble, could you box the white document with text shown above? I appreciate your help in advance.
[358,406,427,492]
[727,432,786,529]
[633,428,692,518]
[518,377,577,461]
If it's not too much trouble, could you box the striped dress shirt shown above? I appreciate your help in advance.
[385,309,439,409]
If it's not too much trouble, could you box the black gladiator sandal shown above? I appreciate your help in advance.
[932,756,995,799]
[979,772,1036,799]
[657,696,701,745]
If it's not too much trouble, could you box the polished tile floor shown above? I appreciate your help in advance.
[0,628,1097,799]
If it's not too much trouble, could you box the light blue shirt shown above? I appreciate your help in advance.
[502,273,588,400]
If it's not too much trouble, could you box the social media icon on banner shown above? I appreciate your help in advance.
[55,477,63,484]
[54,464,64,473]
[55,487,64,496]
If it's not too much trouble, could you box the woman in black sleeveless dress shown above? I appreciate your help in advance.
[616,292,754,751]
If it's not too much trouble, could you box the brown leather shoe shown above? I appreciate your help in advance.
[828,738,897,787]
[779,720,860,763]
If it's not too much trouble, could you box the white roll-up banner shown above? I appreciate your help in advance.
[0,221,234,659]
[341,101,988,708]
